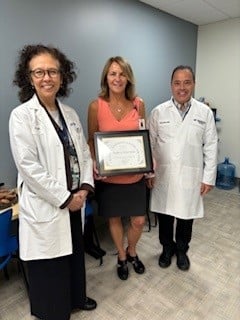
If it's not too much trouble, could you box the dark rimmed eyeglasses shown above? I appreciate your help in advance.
[30,68,60,79]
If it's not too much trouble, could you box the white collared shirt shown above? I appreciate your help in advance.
[173,98,191,119]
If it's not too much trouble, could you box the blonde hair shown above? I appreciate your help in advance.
[99,56,136,100]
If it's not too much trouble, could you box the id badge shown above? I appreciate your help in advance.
[139,119,146,130]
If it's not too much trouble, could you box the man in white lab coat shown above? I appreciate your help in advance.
[147,65,218,270]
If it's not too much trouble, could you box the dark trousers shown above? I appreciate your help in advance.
[27,211,86,320]
[157,213,194,253]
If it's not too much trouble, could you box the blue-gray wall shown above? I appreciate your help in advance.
[0,0,197,186]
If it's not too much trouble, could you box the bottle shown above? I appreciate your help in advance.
[216,157,236,190]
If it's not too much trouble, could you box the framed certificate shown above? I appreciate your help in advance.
[94,130,153,176]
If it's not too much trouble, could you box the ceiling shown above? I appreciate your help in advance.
[138,0,240,25]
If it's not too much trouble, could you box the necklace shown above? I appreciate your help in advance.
[109,103,123,113]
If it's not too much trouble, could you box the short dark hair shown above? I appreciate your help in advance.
[171,65,195,83]
[13,44,77,103]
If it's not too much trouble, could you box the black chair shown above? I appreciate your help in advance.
[84,199,106,265]
[0,208,18,279]
[145,187,158,232]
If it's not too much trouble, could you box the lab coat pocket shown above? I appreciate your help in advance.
[31,127,44,136]
[188,118,205,146]
[31,118,45,135]
[21,190,58,223]
[157,121,174,142]
[180,166,200,189]
[157,165,170,186]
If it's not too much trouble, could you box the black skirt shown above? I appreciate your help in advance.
[26,212,86,320]
[95,178,147,218]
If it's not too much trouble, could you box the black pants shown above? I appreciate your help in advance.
[27,211,86,320]
[157,213,194,253]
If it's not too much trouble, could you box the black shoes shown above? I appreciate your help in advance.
[127,253,145,274]
[159,247,190,270]
[176,251,190,271]
[117,259,129,280]
[80,297,97,311]
[117,252,145,280]
[158,249,175,268]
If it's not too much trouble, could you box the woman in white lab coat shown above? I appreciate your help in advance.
[9,44,96,320]
[148,65,218,271]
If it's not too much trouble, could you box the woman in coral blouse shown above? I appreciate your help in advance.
[88,56,147,281]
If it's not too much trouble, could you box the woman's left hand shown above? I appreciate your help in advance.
[145,177,155,189]
[93,160,107,180]
[76,190,88,206]
[67,190,88,212]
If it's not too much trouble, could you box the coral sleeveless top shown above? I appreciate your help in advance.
[97,97,144,184]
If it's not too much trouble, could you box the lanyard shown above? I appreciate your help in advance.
[37,97,74,189]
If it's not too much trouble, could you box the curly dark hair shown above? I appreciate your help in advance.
[13,44,77,103]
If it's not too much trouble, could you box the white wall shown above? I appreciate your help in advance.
[195,18,240,177]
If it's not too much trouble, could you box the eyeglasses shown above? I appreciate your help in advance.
[30,68,60,79]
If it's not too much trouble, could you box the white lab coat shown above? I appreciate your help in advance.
[9,94,94,260]
[148,97,218,219]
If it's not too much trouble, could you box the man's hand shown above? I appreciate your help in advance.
[200,183,214,196]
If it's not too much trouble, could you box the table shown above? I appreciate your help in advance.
[9,203,29,292]
[12,203,19,220]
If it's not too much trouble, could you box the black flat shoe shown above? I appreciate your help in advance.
[127,253,145,274]
[117,259,129,280]
[80,297,97,311]
[158,250,175,268]
[176,251,190,271]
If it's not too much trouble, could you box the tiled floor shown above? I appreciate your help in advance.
[0,187,239,320]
